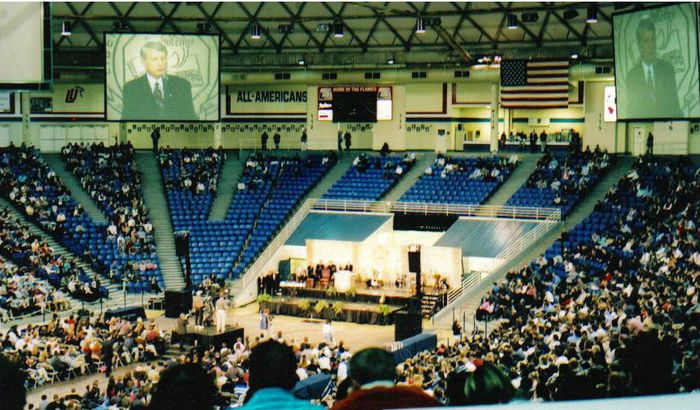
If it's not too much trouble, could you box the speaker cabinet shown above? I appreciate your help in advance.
[395,311,422,341]
[408,251,421,273]
[164,290,192,318]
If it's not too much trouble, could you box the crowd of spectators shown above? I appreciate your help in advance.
[424,154,517,183]
[507,146,612,214]
[0,144,161,294]
[0,207,108,320]
[1,313,166,393]
[61,143,156,257]
[159,147,225,195]
[397,155,700,403]
[17,327,351,409]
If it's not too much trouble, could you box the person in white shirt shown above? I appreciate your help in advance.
[215,296,228,333]
[322,320,335,344]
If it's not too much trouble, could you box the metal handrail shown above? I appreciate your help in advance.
[312,199,561,221]
[494,211,560,263]
[447,271,485,305]
[238,198,314,293]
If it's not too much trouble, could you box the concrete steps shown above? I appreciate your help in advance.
[483,153,542,206]
[209,154,244,221]
[383,153,436,202]
[429,155,636,333]
[135,152,185,291]
[42,154,108,224]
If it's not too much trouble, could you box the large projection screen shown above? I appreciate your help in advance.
[613,3,700,120]
[0,3,44,83]
[106,33,220,122]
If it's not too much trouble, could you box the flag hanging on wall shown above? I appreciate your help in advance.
[500,59,570,108]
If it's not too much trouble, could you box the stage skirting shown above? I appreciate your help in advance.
[390,332,438,362]
[280,287,410,307]
[264,299,399,325]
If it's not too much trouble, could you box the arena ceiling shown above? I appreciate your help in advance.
[52,2,656,70]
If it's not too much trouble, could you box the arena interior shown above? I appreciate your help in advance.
[0,1,698,409]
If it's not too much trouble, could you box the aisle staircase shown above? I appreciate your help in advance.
[383,153,436,202]
[135,152,186,290]
[43,154,108,224]
[209,155,244,221]
[428,155,636,333]
[483,153,541,206]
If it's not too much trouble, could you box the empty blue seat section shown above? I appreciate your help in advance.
[323,155,413,201]
[400,156,515,205]
[161,150,335,283]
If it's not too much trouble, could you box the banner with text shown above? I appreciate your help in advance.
[227,86,308,115]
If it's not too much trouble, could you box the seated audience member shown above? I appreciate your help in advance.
[446,360,515,406]
[149,363,217,410]
[240,340,323,410]
[332,348,439,410]
[0,356,26,410]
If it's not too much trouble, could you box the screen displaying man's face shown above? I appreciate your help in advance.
[638,28,656,64]
[143,49,167,79]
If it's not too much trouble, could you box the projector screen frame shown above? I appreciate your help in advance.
[103,31,222,123]
[612,2,700,121]
[0,2,53,90]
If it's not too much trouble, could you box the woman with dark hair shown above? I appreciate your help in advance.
[148,363,217,410]
[446,360,515,406]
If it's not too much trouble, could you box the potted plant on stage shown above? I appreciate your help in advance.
[332,302,345,321]
[345,286,357,302]
[377,304,392,325]
[314,300,329,319]
[257,293,272,311]
[325,286,337,298]
[298,299,311,317]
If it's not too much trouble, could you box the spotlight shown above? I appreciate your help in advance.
[61,21,72,36]
[387,58,395,65]
[586,6,598,23]
[570,53,579,59]
[333,21,344,38]
[416,17,426,34]
[298,58,305,66]
[251,23,261,39]
[507,14,518,30]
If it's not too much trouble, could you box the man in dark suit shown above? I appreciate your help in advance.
[121,42,197,121]
[624,19,682,119]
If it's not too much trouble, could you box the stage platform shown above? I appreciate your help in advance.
[173,326,245,350]
[263,297,402,325]
[286,212,391,246]
[435,218,539,257]
[281,284,416,306]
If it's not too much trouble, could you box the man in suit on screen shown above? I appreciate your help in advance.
[624,18,682,119]
[121,42,198,121]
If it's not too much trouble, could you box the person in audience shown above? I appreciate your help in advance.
[149,363,217,410]
[241,340,323,409]
[446,361,515,406]
[0,356,26,410]
[333,347,439,410]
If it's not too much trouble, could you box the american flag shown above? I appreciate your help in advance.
[500,60,570,108]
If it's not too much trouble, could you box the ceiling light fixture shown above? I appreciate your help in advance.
[61,21,72,36]
[251,23,261,40]
[586,6,598,23]
[507,14,518,30]
[334,21,344,38]
[416,17,426,34]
